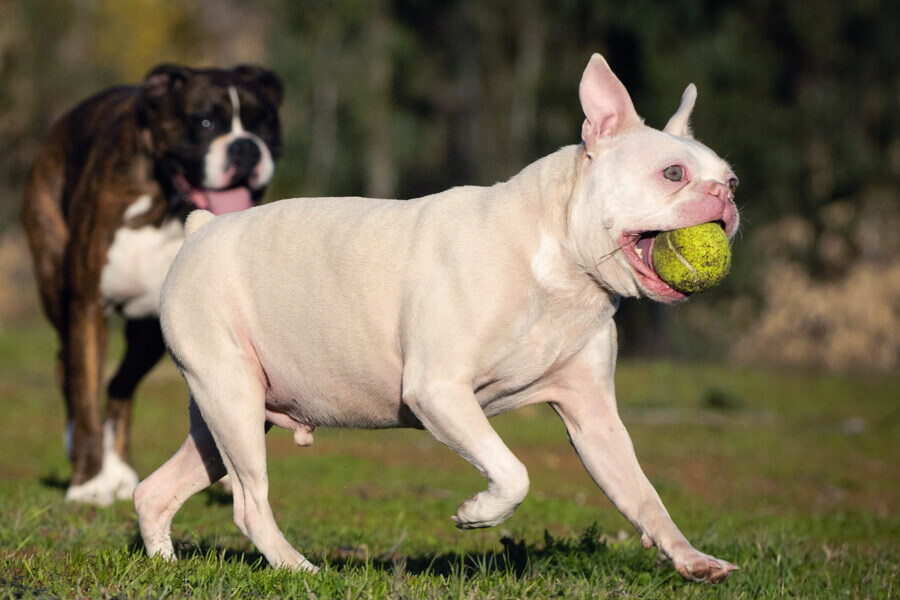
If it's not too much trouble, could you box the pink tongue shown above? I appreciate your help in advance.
[636,235,655,268]
[190,188,253,215]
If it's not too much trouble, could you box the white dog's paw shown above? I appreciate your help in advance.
[295,559,319,574]
[143,534,177,561]
[451,491,519,529]
[268,548,319,573]
[671,546,739,584]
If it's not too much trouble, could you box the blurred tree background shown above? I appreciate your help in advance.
[0,0,897,371]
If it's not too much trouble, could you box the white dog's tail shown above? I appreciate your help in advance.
[185,210,215,236]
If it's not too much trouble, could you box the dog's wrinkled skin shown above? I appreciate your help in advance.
[135,55,739,583]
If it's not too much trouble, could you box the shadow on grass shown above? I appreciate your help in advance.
[202,484,234,506]
[126,533,269,569]
[334,535,534,578]
[39,471,69,491]
[0,576,55,600]
[127,524,637,581]
[344,526,634,580]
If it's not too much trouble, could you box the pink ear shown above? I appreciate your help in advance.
[579,54,641,150]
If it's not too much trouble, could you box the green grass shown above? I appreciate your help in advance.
[0,318,897,598]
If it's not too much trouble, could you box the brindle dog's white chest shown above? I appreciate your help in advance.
[100,199,185,318]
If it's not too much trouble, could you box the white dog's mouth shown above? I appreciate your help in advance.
[619,220,726,303]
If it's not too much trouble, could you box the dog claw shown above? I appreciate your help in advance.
[297,560,319,574]
[673,553,739,584]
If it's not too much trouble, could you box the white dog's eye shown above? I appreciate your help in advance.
[663,165,684,181]
[727,177,739,194]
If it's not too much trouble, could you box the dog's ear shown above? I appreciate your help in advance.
[137,64,194,153]
[141,64,193,105]
[579,54,642,152]
[663,84,697,139]
[232,65,284,108]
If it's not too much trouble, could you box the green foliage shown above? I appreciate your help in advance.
[2,1,897,361]
[7,1,894,225]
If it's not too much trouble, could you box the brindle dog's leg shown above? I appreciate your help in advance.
[63,296,107,497]
[106,318,166,464]
[63,190,120,504]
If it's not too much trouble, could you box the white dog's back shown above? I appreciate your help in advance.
[159,151,573,429]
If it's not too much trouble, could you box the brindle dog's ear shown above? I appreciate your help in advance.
[141,64,193,107]
[233,65,284,108]
[137,64,193,147]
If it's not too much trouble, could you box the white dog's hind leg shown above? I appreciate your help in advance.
[187,365,318,573]
[134,400,226,559]
[404,382,529,528]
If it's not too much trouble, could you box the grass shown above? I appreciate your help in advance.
[0,318,897,598]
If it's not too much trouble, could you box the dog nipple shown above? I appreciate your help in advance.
[293,424,315,446]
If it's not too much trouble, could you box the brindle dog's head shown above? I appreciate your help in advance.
[138,63,283,214]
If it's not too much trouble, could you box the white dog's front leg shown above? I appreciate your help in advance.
[552,331,738,584]
[404,381,529,529]
[554,401,737,583]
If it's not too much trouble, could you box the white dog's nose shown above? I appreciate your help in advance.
[702,180,734,202]
[697,180,739,237]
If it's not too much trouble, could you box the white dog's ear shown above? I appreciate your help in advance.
[579,54,642,152]
[663,84,697,138]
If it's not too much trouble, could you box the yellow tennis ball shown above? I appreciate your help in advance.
[651,222,731,293]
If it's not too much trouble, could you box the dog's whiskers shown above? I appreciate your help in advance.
[594,237,635,271]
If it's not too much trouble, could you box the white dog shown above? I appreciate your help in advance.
[135,54,740,584]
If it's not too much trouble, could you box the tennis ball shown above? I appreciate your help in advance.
[651,222,731,293]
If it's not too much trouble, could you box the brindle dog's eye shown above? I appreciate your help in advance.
[663,165,684,181]
[727,177,739,194]
[191,114,215,131]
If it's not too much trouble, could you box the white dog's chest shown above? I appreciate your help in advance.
[475,304,610,414]
[100,216,185,318]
